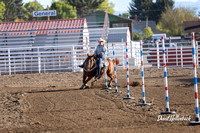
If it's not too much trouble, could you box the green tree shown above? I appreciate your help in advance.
[143,26,153,38]
[0,1,5,21]
[133,32,142,40]
[129,0,153,21]
[157,7,199,36]
[0,0,24,21]
[122,13,130,18]
[151,0,174,23]
[15,0,24,19]
[24,1,44,20]
[67,0,104,17]
[50,0,77,19]
[96,0,115,14]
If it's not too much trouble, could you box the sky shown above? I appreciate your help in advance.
[23,0,200,15]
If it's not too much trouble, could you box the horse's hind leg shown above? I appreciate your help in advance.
[108,74,114,89]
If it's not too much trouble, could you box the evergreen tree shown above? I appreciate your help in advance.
[15,0,24,19]
[129,0,174,23]
[67,0,104,17]
[151,0,174,23]
[129,0,153,21]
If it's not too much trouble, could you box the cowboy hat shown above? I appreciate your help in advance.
[98,38,105,43]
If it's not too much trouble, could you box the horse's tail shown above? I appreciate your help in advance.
[113,58,119,66]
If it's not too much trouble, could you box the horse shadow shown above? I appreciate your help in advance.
[24,88,80,94]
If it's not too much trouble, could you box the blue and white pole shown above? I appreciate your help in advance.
[123,42,134,100]
[189,32,200,125]
[138,40,151,106]
[160,36,175,114]
[112,43,121,93]
[103,45,109,89]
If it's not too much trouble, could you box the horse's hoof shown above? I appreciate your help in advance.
[85,86,89,89]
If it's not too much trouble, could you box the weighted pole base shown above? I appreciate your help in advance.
[189,121,200,126]
[137,103,151,106]
[123,96,134,100]
[102,86,111,90]
[160,111,176,115]
[112,90,122,94]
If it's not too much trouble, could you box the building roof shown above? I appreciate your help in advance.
[183,21,200,34]
[97,11,133,22]
[0,18,87,36]
[133,21,164,34]
[85,11,133,23]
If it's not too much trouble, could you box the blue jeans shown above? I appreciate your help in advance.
[97,57,103,77]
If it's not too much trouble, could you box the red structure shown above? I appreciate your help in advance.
[151,48,194,67]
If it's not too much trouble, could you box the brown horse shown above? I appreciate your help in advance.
[79,53,119,89]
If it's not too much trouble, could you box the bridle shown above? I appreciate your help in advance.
[83,58,97,72]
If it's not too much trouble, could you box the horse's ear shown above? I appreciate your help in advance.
[87,53,90,57]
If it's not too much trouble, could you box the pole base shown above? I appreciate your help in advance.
[123,96,134,100]
[189,121,200,126]
[112,90,122,94]
[160,111,176,114]
[102,86,111,90]
[138,103,151,106]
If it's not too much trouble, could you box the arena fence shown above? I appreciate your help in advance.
[0,41,140,75]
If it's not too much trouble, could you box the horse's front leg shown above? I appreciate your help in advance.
[83,76,94,89]
[80,74,87,89]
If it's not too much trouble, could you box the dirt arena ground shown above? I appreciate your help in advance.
[1,68,200,133]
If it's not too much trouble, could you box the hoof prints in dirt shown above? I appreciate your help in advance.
[0,92,29,129]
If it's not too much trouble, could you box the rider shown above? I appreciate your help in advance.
[79,38,106,79]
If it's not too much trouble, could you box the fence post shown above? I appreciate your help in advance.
[37,47,41,73]
[14,58,16,74]
[24,53,26,71]
[71,46,75,72]
[8,49,11,75]
[156,41,160,68]
[176,45,178,66]
[196,41,199,68]
[131,41,133,58]
[86,37,89,54]
[166,48,168,63]
[123,44,125,69]
[59,56,61,71]
[181,46,183,67]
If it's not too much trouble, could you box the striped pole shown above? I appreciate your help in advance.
[189,32,200,125]
[123,42,134,100]
[112,43,121,93]
[138,40,151,106]
[160,36,175,114]
[103,45,109,89]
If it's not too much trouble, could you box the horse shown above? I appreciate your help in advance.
[79,53,119,89]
